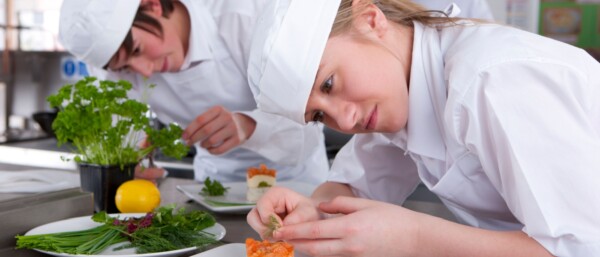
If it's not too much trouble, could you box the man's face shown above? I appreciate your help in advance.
[106,11,185,77]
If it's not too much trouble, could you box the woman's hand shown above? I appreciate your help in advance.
[247,187,323,240]
[273,196,422,257]
[182,106,256,155]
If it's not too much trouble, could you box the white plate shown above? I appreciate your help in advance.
[177,181,317,214]
[189,243,245,257]
[23,213,226,257]
[190,243,309,257]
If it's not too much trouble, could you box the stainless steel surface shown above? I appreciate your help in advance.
[0,188,94,251]
[0,139,76,170]
[0,129,51,144]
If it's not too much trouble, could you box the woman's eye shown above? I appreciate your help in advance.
[118,65,131,72]
[321,76,333,93]
[312,111,324,122]
[132,46,141,56]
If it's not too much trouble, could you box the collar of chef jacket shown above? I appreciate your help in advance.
[178,0,216,70]
[402,21,448,161]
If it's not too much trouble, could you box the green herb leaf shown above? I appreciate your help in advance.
[200,177,229,196]
[144,123,189,160]
[257,181,272,188]
[262,214,281,239]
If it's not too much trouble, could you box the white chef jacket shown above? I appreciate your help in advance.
[96,0,329,184]
[412,0,494,20]
[329,21,600,255]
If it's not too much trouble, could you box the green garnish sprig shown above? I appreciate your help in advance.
[262,214,282,239]
[257,181,272,188]
[200,177,229,196]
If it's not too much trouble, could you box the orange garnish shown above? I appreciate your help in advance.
[246,238,294,257]
[247,164,277,178]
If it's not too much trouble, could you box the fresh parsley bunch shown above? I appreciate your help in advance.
[47,77,189,166]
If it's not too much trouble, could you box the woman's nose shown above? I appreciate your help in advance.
[128,59,153,77]
[333,102,357,131]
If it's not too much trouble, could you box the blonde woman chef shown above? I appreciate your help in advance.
[245,0,600,256]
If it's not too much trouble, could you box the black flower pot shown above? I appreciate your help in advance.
[78,163,136,213]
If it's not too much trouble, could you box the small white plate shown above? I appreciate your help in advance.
[23,213,226,257]
[190,243,310,257]
[190,243,245,257]
[177,182,317,214]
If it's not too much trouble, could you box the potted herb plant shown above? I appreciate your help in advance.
[47,77,189,213]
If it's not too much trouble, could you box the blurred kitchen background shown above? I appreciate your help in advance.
[0,0,598,148]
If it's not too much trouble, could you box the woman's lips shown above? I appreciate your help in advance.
[365,106,378,130]
[161,58,169,73]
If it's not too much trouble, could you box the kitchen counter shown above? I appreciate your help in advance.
[2,177,258,257]
[2,176,457,256]
[0,139,457,256]
[0,139,198,256]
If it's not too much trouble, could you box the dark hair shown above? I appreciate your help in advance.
[104,0,175,68]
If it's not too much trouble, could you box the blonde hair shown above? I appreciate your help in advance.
[331,0,464,36]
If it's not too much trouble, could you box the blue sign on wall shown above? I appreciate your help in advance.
[61,57,89,80]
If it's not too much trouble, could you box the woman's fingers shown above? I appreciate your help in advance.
[255,187,302,220]
[318,196,375,215]
[281,199,321,226]
[289,239,349,257]
[274,216,350,240]
[247,187,321,239]
[247,208,268,238]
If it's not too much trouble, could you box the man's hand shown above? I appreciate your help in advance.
[134,164,165,185]
[182,106,256,155]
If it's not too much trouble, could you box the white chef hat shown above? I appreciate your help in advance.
[247,0,341,125]
[59,0,141,68]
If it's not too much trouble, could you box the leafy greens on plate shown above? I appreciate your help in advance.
[200,177,229,196]
[15,205,220,255]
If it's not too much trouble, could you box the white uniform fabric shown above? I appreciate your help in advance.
[247,0,341,124]
[412,0,494,20]
[329,21,600,256]
[95,0,329,184]
[59,0,141,68]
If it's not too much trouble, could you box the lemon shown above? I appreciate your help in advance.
[115,179,161,213]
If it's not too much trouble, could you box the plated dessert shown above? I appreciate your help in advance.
[246,164,277,202]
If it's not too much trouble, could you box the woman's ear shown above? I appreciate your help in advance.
[351,0,388,39]
[140,0,163,17]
